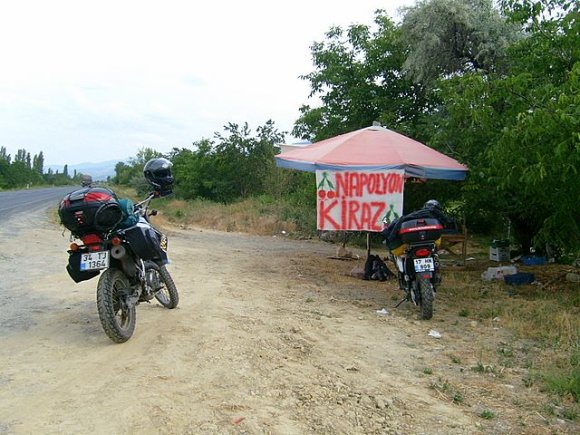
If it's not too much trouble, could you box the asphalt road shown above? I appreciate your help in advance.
[0,186,78,222]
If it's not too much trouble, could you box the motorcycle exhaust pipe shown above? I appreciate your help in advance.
[110,245,126,259]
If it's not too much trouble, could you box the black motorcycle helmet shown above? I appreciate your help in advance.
[423,199,442,211]
[144,158,174,194]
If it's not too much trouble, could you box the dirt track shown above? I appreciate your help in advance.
[0,208,576,434]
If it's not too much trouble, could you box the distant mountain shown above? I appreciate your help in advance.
[46,159,127,181]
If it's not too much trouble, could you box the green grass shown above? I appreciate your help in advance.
[540,352,580,402]
[451,355,462,364]
[480,409,496,419]
[453,393,464,404]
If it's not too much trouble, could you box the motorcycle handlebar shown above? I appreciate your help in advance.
[133,193,156,216]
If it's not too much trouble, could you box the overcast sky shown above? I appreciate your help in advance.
[0,0,415,166]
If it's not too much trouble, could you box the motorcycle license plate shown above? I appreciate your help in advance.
[80,251,109,271]
[414,258,434,272]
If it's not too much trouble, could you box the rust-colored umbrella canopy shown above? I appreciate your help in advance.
[275,126,468,180]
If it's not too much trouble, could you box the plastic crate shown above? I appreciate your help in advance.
[521,256,547,266]
[490,239,509,248]
[504,272,535,285]
[489,247,510,262]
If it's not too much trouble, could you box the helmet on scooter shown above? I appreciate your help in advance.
[423,199,442,211]
[144,158,174,194]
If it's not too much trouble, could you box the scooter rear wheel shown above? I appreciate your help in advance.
[417,275,434,320]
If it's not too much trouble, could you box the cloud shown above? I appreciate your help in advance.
[0,0,414,165]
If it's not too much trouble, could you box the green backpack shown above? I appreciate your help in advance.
[117,198,139,228]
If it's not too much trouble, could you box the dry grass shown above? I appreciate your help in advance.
[153,196,303,236]
[438,258,579,419]
[115,187,580,419]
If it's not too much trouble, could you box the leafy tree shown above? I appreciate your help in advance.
[0,147,10,163]
[0,148,47,188]
[14,149,26,163]
[0,159,9,188]
[486,0,580,251]
[400,0,520,85]
[113,162,133,185]
[294,12,434,142]
[171,139,223,200]
[0,148,10,188]
[171,121,285,203]
[32,152,44,175]
[213,121,285,201]
[112,147,162,187]
[424,0,579,252]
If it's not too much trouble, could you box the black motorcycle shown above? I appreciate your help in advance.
[59,186,179,343]
[389,218,442,320]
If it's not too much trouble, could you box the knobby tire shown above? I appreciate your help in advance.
[155,265,179,309]
[96,268,136,343]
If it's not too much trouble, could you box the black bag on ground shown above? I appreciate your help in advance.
[364,254,395,281]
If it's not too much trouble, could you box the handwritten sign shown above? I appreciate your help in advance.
[316,169,404,232]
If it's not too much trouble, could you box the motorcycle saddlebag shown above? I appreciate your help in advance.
[66,251,100,283]
[59,187,123,237]
[399,218,443,244]
[123,223,167,261]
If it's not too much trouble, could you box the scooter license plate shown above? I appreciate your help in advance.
[80,251,109,271]
[414,258,434,272]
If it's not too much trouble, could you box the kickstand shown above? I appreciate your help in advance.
[394,297,407,308]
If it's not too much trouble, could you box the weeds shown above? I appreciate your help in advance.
[430,377,465,405]
[497,346,515,368]
[471,361,502,377]
[115,185,580,419]
[440,260,579,407]
[453,393,464,404]
[472,362,485,373]
[540,355,579,402]
[480,409,496,419]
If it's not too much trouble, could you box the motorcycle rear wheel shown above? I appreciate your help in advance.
[154,265,179,309]
[417,275,434,320]
[96,268,136,343]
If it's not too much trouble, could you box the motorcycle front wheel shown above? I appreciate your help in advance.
[417,275,434,320]
[96,268,136,343]
[154,265,179,309]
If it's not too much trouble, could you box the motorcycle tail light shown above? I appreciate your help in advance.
[82,234,103,245]
[111,236,122,246]
[415,248,430,258]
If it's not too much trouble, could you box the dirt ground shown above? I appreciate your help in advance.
[0,208,577,434]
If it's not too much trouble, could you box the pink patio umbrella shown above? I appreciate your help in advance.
[275,125,468,181]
